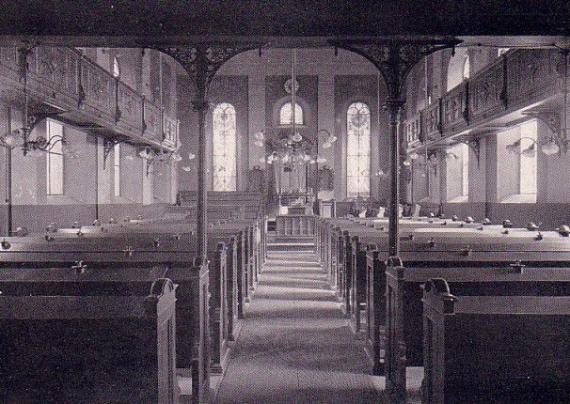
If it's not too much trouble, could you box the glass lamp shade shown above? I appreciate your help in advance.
[254,140,264,147]
[26,147,43,158]
[291,132,302,142]
[321,141,331,149]
[541,139,560,156]
[2,131,19,147]
[254,131,265,140]
[402,158,412,167]
[188,152,196,160]
[182,166,191,172]
[521,143,536,158]
[409,151,420,160]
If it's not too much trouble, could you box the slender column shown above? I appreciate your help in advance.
[5,146,12,236]
[386,99,405,257]
[192,98,209,260]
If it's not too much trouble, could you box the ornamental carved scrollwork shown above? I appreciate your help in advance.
[153,44,263,101]
[330,39,461,99]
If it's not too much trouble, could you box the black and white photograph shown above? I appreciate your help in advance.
[0,1,569,402]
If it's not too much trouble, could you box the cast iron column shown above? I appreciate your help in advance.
[386,98,405,257]
[157,44,258,260]
[332,39,460,260]
[332,38,460,404]
[193,97,209,258]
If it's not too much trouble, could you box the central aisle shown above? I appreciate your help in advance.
[214,249,385,404]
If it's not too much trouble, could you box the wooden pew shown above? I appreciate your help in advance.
[71,219,259,322]
[317,217,570,373]
[383,236,570,402]
[423,278,570,403]
[42,221,251,374]
[0,275,179,403]
[0,236,210,403]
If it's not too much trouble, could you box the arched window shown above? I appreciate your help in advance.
[279,102,303,125]
[346,102,371,198]
[112,57,120,78]
[212,103,237,191]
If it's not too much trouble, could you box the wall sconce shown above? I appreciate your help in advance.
[0,128,68,157]
[506,136,560,157]
[403,150,420,167]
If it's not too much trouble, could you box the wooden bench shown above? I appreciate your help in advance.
[423,278,570,403]
[383,239,570,402]
[0,236,210,403]
[0,275,179,403]
[41,224,249,373]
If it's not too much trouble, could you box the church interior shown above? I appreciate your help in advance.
[0,1,569,403]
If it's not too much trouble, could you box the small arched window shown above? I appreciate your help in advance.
[112,57,120,78]
[346,102,371,198]
[279,102,303,125]
[212,103,237,191]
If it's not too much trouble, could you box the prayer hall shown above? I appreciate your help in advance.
[0,1,569,403]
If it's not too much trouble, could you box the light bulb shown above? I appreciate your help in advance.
[188,152,196,160]
[541,138,560,156]
[402,158,412,167]
[409,151,419,160]
[254,131,265,140]
[254,140,264,147]
[182,166,191,172]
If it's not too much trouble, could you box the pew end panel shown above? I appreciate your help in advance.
[423,278,570,403]
[0,278,179,404]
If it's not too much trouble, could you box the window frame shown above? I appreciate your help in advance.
[279,101,304,126]
[46,120,64,196]
[212,102,238,192]
[346,101,371,199]
[113,142,121,197]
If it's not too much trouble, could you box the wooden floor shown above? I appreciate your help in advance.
[214,246,412,404]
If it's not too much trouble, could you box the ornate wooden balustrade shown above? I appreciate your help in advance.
[0,46,178,151]
[404,48,567,149]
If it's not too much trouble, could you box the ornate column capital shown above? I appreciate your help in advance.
[153,43,264,99]
[331,38,461,100]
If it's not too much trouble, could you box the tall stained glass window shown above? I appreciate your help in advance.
[346,102,371,198]
[212,103,237,191]
[279,102,303,125]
